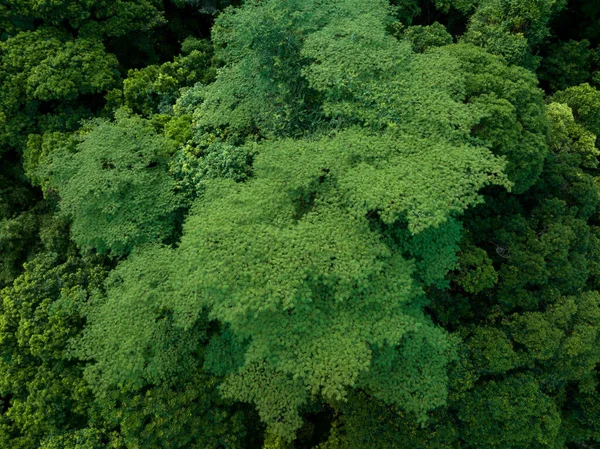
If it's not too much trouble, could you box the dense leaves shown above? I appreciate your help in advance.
[2,0,600,448]
[50,115,180,256]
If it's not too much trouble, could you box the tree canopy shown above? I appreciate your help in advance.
[2,0,600,448]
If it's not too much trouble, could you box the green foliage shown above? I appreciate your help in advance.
[0,0,165,38]
[539,40,595,91]
[2,0,600,448]
[563,390,600,444]
[172,0,239,15]
[419,77,600,449]
[463,0,567,67]
[0,154,46,288]
[546,102,598,169]
[24,131,79,188]
[0,157,33,221]
[444,44,549,193]
[92,380,249,449]
[76,244,253,449]
[51,115,179,256]
[170,140,254,198]
[458,374,563,449]
[194,0,327,140]
[131,0,569,441]
[317,391,459,449]
[78,245,204,392]
[0,207,43,288]
[506,292,600,383]
[116,39,215,117]
[466,327,520,375]
[552,83,600,136]
[401,22,453,53]
[169,121,506,438]
[0,29,120,152]
[194,1,548,191]
[300,22,476,140]
[389,0,422,25]
[434,0,477,14]
[38,428,108,449]
[450,238,498,294]
[0,252,106,449]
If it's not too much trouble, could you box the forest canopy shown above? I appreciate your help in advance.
[2,0,600,448]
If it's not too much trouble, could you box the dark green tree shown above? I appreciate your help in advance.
[462,0,567,67]
[0,250,107,449]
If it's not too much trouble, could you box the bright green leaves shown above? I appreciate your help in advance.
[145,0,527,440]
[3,0,596,447]
[196,0,321,139]
[51,115,179,256]
[170,140,254,199]
[357,330,457,424]
[198,0,548,194]
[23,36,119,102]
[195,0,548,193]
[1,246,250,449]
[78,245,204,393]
[25,131,79,188]
[300,3,407,127]
[0,252,106,449]
[253,130,507,232]
[74,245,252,449]
[546,102,598,169]
[168,121,506,437]
[552,83,600,136]
[220,361,309,440]
[37,428,107,449]
[303,31,476,140]
[177,173,418,437]
[0,29,119,151]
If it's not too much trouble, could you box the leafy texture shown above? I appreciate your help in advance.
[2,0,600,447]
[51,115,179,256]
[158,1,511,439]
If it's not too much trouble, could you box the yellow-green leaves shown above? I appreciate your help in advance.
[0,30,119,149]
[547,102,598,168]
